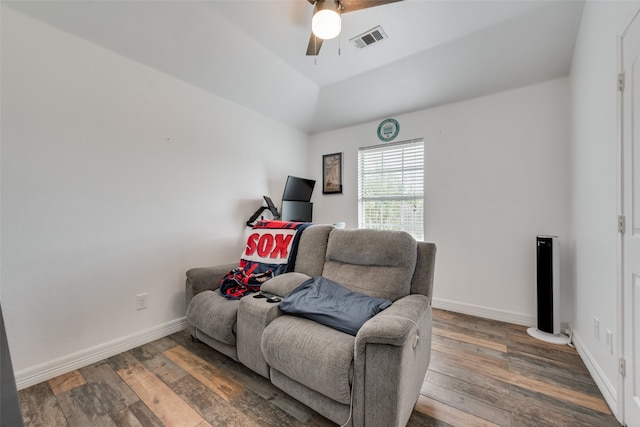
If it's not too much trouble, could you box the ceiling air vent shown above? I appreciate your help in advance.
[350,26,388,49]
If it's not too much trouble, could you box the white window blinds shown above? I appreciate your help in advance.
[358,138,424,240]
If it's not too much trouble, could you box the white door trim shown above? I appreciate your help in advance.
[619,7,640,426]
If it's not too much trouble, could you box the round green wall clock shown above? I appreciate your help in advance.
[377,118,400,142]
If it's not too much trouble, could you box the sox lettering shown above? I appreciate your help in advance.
[245,231,295,262]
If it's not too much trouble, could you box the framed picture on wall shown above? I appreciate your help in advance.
[322,152,343,194]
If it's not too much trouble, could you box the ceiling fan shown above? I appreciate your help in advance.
[305,0,403,56]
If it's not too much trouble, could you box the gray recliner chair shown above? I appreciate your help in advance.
[185,226,436,427]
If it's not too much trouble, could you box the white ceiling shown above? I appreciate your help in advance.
[4,0,585,134]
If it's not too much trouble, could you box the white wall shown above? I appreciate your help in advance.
[309,78,572,326]
[0,6,309,388]
[570,0,640,417]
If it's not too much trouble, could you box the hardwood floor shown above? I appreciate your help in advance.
[18,309,621,427]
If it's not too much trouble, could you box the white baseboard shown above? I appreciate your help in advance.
[571,331,620,422]
[432,297,535,327]
[15,317,187,390]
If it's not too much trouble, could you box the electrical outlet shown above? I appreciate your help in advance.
[606,329,613,354]
[594,317,600,340]
[136,293,148,310]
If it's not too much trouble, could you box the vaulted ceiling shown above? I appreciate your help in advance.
[5,0,584,134]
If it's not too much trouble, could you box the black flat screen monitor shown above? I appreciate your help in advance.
[280,201,313,222]
[282,176,315,202]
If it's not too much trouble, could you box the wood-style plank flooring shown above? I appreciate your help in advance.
[18,309,621,426]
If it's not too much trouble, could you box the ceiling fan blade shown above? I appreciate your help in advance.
[340,0,403,14]
[303,0,400,55]
[306,32,324,56]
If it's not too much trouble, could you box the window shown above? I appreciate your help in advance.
[358,138,424,240]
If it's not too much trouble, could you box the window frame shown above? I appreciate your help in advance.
[357,138,425,240]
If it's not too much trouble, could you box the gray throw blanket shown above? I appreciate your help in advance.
[278,276,392,336]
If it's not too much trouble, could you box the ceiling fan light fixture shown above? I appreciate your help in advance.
[312,1,341,40]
